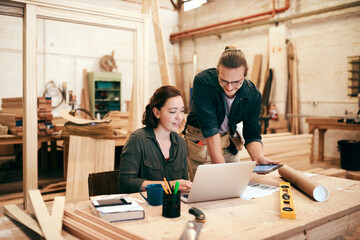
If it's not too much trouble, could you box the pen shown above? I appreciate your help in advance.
[174,181,179,194]
[163,177,172,194]
[161,184,169,194]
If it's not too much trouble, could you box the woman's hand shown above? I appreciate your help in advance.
[170,179,192,191]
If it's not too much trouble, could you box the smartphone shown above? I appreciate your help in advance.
[253,164,283,173]
[92,197,132,207]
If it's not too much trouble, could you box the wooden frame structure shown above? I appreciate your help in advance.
[1,0,149,209]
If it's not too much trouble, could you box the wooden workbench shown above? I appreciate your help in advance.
[0,134,62,170]
[305,117,360,163]
[1,172,359,240]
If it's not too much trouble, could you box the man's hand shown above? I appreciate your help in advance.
[256,155,280,165]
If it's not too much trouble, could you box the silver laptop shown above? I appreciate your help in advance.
[181,161,256,203]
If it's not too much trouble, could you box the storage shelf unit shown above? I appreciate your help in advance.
[348,56,360,98]
[88,72,121,118]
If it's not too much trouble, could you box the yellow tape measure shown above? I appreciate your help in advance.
[279,182,296,219]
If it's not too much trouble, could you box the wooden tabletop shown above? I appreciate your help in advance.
[1,172,359,240]
[306,117,360,133]
[0,134,63,145]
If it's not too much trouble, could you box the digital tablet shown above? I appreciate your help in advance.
[92,197,132,207]
[253,164,283,173]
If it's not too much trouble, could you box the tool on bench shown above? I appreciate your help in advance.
[180,207,206,240]
[279,182,296,219]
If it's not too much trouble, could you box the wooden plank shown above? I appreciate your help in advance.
[259,43,269,94]
[3,204,44,237]
[51,196,66,232]
[65,136,115,201]
[83,69,91,119]
[74,209,144,240]
[287,41,300,134]
[141,0,150,14]
[80,88,86,118]
[250,54,262,88]
[291,42,299,135]
[63,215,111,240]
[347,171,360,181]
[0,4,23,17]
[262,134,313,144]
[64,210,128,240]
[150,0,170,85]
[263,138,312,147]
[174,54,188,111]
[306,215,348,240]
[261,132,292,138]
[23,3,39,210]
[28,190,63,240]
[317,168,347,178]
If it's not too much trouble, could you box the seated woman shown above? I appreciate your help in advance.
[118,85,192,193]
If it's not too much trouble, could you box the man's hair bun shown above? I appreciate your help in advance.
[224,45,236,51]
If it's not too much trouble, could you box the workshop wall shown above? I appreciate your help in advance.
[177,0,360,159]
[0,0,359,160]
[0,0,179,116]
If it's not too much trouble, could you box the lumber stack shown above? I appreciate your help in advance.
[103,110,129,136]
[104,110,129,129]
[63,209,144,240]
[0,124,8,135]
[0,97,54,136]
[3,189,144,240]
[238,132,312,169]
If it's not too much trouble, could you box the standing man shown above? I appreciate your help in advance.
[184,45,279,180]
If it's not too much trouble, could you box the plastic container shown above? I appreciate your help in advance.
[337,140,360,171]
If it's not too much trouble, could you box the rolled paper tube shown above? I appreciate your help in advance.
[278,165,329,202]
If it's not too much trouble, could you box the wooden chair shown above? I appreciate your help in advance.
[88,170,120,196]
[65,135,115,201]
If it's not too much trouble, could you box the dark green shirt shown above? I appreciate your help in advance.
[186,68,263,154]
[118,127,188,193]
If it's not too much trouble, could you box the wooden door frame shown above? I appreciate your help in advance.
[2,0,149,208]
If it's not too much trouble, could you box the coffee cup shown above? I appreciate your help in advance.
[139,184,163,206]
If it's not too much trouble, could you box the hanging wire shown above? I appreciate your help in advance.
[42,80,65,109]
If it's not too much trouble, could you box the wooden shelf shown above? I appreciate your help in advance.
[88,72,121,118]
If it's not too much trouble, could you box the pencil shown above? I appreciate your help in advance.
[161,184,169,194]
[163,177,172,194]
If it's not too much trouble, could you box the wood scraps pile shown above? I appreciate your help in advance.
[0,97,54,136]
[3,189,144,240]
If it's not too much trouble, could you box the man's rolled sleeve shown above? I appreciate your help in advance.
[243,92,263,147]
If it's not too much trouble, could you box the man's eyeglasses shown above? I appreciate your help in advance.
[219,78,244,87]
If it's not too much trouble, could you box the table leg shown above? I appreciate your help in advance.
[63,139,69,180]
[310,133,315,164]
[41,142,48,170]
[50,140,57,170]
[318,129,327,162]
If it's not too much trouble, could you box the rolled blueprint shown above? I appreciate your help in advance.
[278,165,329,202]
